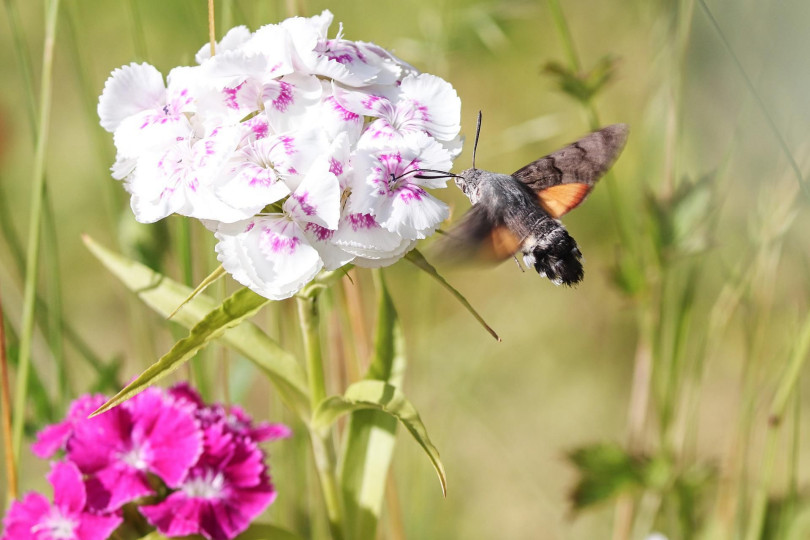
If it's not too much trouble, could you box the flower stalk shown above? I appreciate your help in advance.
[298,294,345,540]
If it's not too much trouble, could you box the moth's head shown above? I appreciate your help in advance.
[456,168,485,204]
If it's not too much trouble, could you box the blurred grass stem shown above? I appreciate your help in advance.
[11,0,61,466]
[744,309,810,540]
[0,288,18,502]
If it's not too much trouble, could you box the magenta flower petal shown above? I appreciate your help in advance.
[31,422,74,459]
[67,388,202,512]
[76,513,124,540]
[125,389,203,486]
[1,461,122,540]
[168,382,206,409]
[85,463,155,512]
[1,493,49,540]
[249,422,292,442]
[140,424,276,540]
[139,493,207,538]
[31,394,106,459]
[49,461,86,515]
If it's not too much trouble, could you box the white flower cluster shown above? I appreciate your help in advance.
[98,10,462,300]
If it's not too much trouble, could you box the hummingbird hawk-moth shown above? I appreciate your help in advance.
[435,113,628,286]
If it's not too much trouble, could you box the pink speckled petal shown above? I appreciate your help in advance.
[98,63,166,132]
[216,217,323,300]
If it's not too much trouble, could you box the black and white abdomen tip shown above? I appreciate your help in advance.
[521,229,584,286]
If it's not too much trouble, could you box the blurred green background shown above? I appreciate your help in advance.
[2,0,810,538]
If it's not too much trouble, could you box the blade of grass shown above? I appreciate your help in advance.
[12,0,62,466]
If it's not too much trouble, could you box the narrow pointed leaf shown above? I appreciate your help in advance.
[83,236,309,419]
[167,264,226,320]
[406,249,500,341]
[316,380,446,496]
[339,271,407,539]
[91,286,268,416]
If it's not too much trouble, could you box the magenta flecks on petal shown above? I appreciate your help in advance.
[270,81,294,112]
[320,38,368,65]
[305,222,335,241]
[259,222,300,256]
[324,96,359,122]
[398,184,425,203]
[347,213,379,231]
[328,157,344,177]
[291,191,317,216]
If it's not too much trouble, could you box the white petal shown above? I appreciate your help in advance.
[284,165,341,230]
[302,224,355,270]
[98,63,166,132]
[216,217,323,300]
[398,73,461,141]
[352,239,417,268]
[332,213,413,260]
[263,74,323,134]
[378,187,449,240]
[113,110,193,159]
[195,25,253,64]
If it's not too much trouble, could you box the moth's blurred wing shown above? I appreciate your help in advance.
[512,123,628,218]
[433,205,521,264]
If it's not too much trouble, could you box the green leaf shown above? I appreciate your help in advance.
[544,55,618,104]
[567,443,660,510]
[338,271,407,539]
[167,264,226,320]
[405,249,500,341]
[83,236,309,419]
[92,286,268,416]
[315,380,446,497]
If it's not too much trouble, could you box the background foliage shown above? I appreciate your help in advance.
[2,0,810,538]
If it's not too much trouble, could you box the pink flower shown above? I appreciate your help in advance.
[1,461,121,540]
[168,383,292,442]
[67,388,202,512]
[140,423,276,540]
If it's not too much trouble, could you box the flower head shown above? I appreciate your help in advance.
[66,388,203,511]
[99,9,462,300]
[1,462,121,540]
[139,424,276,540]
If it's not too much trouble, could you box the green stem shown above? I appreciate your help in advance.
[12,0,61,465]
[744,309,810,540]
[297,295,345,540]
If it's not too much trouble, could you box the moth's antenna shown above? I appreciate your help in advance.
[472,111,482,170]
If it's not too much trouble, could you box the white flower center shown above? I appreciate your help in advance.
[119,445,148,470]
[35,510,77,539]
[182,468,226,499]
